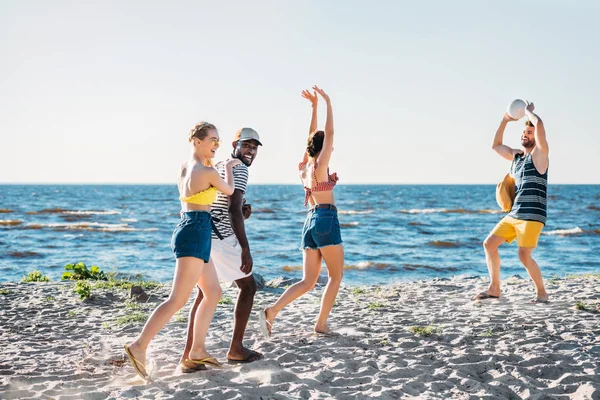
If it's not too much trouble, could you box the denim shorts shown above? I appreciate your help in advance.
[300,206,343,250]
[171,211,212,262]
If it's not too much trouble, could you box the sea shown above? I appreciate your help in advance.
[1,184,599,285]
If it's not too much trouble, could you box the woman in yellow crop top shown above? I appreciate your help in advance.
[260,86,344,339]
[124,122,241,380]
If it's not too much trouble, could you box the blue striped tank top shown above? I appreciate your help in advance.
[508,153,548,225]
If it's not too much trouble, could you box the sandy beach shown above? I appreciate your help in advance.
[1,275,599,399]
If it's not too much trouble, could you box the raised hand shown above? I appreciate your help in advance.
[226,158,243,168]
[301,89,318,107]
[313,85,330,103]
[242,198,252,220]
[525,100,535,113]
[503,112,518,122]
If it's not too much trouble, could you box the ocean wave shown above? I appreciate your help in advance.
[7,251,42,258]
[340,222,360,228]
[0,220,23,226]
[27,208,120,215]
[64,210,121,215]
[403,264,458,272]
[253,209,276,213]
[121,218,138,223]
[0,209,13,213]
[338,210,374,215]
[282,261,393,272]
[426,240,461,248]
[399,208,503,215]
[543,227,583,236]
[587,205,600,211]
[21,222,157,232]
[400,208,453,214]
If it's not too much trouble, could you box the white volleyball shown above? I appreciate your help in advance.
[507,99,526,120]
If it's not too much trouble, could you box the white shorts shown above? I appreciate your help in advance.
[211,235,252,283]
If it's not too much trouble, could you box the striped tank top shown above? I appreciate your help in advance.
[508,153,548,225]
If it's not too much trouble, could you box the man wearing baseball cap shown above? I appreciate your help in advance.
[181,128,264,368]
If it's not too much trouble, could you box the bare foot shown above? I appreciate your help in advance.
[530,294,549,303]
[314,323,329,334]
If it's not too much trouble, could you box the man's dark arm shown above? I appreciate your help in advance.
[228,189,252,273]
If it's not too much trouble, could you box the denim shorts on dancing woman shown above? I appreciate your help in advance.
[171,211,212,262]
[300,205,343,250]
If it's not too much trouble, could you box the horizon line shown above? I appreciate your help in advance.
[1,182,599,186]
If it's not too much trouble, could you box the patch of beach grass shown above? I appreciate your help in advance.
[22,270,50,282]
[44,296,54,302]
[566,273,600,280]
[368,301,385,310]
[480,329,495,337]
[116,311,148,327]
[124,301,144,311]
[352,287,367,295]
[94,278,162,291]
[409,325,440,337]
[73,280,92,300]
[173,310,186,323]
[0,289,9,295]
[574,301,599,313]
[218,295,234,305]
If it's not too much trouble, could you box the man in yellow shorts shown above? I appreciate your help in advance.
[474,102,550,303]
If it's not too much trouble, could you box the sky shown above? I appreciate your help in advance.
[1,0,598,184]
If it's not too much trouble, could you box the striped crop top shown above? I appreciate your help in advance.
[299,160,339,206]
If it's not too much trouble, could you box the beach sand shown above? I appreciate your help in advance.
[1,275,599,399]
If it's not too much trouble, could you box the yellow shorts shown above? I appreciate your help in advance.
[490,216,544,248]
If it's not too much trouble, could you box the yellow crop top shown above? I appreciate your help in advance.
[179,186,218,205]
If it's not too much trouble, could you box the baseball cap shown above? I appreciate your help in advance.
[233,128,262,146]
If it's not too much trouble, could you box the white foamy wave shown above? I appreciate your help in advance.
[401,208,448,214]
[543,227,583,236]
[23,222,156,232]
[0,219,23,226]
[338,210,374,215]
[120,218,138,223]
[63,210,121,215]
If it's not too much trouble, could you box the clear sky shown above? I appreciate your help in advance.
[1,0,598,184]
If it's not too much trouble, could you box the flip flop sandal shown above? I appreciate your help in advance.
[474,292,500,301]
[258,309,272,340]
[123,344,150,381]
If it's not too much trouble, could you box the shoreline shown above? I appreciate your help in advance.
[1,275,599,399]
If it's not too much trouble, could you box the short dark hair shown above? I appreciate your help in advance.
[525,120,535,127]
[307,130,324,157]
